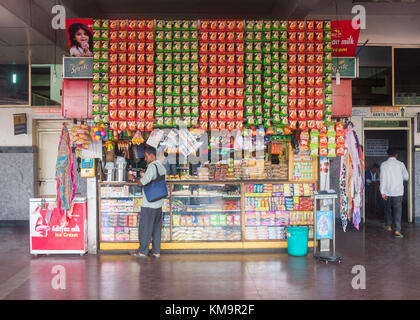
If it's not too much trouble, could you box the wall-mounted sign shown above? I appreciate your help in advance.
[331,20,361,57]
[332,57,358,78]
[365,139,389,157]
[81,158,95,177]
[352,109,367,117]
[370,106,402,117]
[13,113,27,135]
[63,57,93,79]
[32,107,63,119]
[315,210,333,240]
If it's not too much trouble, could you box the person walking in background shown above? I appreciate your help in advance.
[380,148,409,238]
[130,145,167,258]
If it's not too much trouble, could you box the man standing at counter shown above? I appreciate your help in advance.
[130,145,167,258]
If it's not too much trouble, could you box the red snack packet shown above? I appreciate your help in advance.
[110,121,118,130]
[109,110,118,120]
[137,110,146,120]
[298,110,306,120]
[110,99,118,108]
[137,121,145,131]
[216,99,225,108]
[289,109,297,120]
[200,120,209,131]
[298,121,306,130]
[200,110,209,119]
[209,120,218,130]
[209,99,218,108]
[289,120,297,130]
[209,110,218,120]
[307,109,315,119]
[315,110,324,120]
[128,99,136,108]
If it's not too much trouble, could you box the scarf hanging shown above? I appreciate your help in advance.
[55,123,76,226]
[339,123,364,231]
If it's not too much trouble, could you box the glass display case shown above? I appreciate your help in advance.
[99,183,170,243]
[171,183,242,241]
[244,183,315,241]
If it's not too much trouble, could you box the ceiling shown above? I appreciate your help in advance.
[0,0,418,64]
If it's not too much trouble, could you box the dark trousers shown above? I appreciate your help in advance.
[384,196,403,233]
[138,207,163,255]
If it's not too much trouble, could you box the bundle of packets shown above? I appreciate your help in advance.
[244,20,264,128]
[108,19,155,132]
[323,21,333,122]
[269,21,290,133]
[199,20,245,131]
[319,122,345,157]
[155,20,200,128]
[287,20,330,132]
[93,19,110,126]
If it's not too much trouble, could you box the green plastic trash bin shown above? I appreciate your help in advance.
[286,226,309,256]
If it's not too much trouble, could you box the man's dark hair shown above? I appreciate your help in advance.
[144,144,157,157]
[372,163,380,169]
[387,148,397,157]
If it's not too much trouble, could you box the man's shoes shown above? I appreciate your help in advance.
[384,226,392,231]
[394,233,404,239]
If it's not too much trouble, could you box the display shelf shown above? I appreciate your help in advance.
[98,178,318,250]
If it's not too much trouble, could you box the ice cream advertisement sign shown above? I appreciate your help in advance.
[331,20,360,57]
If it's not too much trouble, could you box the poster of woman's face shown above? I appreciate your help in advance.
[66,19,93,57]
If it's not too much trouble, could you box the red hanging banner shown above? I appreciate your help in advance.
[331,20,360,57]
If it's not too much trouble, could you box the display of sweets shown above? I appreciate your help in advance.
[155,20,199,128]
[199,20,245,131]
[93,19,110,126]
[108,19,155,133]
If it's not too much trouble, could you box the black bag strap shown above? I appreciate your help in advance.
[153,163,164,179]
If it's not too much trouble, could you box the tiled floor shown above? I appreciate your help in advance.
[1,220,420,300]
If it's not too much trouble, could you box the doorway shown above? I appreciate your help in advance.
[363,118,412,223]
[35,120,72,196]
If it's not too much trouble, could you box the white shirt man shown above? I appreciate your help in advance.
[380,150,408,238]
[380,157,408,197]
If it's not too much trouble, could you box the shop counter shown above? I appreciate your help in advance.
[98,180,316,251]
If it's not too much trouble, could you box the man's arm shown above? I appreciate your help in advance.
[402,164,409,181]
[139,164,155,186]
[380,164,388,199]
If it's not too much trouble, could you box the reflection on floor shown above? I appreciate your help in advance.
[1,220,419,300]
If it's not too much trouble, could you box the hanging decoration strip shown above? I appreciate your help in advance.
[154,20,200,129]
[92,19,110,129]
[199,20,245,131]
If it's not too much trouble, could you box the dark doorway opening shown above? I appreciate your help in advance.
[364,130,408,223]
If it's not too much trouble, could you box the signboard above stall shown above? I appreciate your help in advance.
[332,57,358,78]
[370,106,402,117]
[63,57,93,79]
[331,20,361,57]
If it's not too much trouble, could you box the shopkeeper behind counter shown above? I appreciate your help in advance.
[130,145,167,259]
